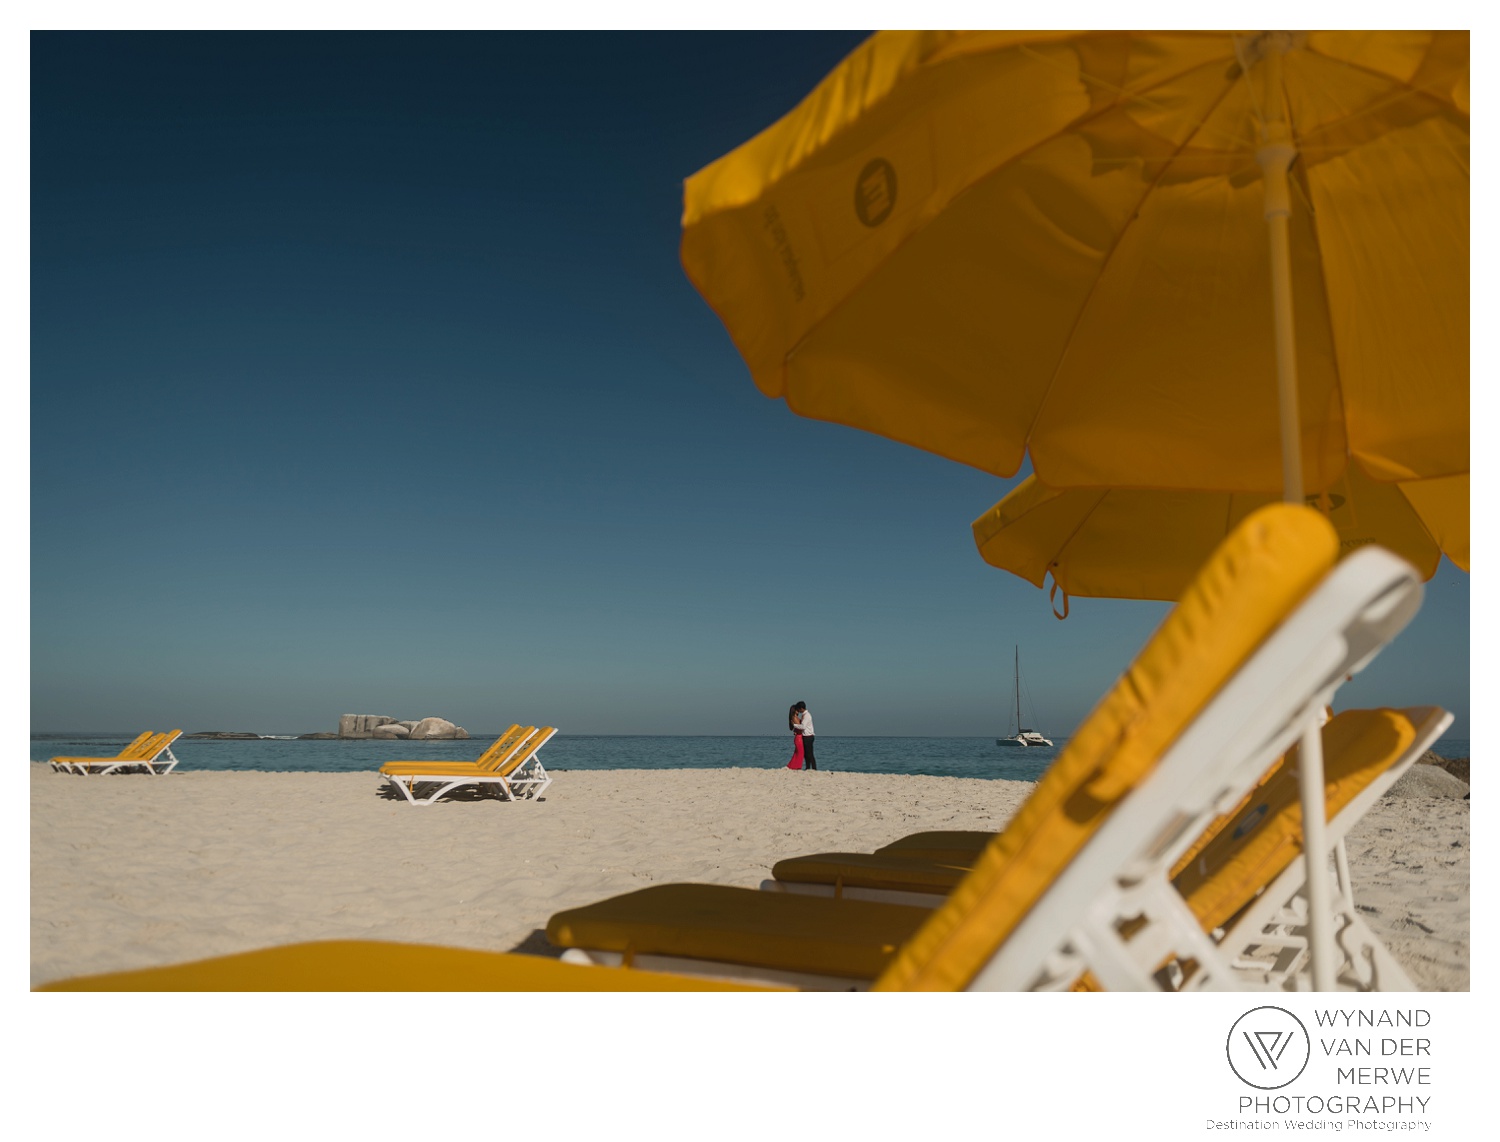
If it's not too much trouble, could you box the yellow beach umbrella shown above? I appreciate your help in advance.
[682,30,1468,991]
[974,469,1469,612]
[682,31,1468,496]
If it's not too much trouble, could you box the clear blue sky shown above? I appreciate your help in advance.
[30,32,1470,737]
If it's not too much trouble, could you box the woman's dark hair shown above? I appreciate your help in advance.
[788,704,800,731]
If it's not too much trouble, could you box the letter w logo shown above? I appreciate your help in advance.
[1243,1031,1294,1070]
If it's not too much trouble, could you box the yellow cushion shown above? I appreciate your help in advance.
[472,725,525,767]
[378,727,538,776]
[772,852,972,894]
[1173,708,1416,930]
[35,940,777,992]
[378,761,490,775]
[875,830,995,864]
[52,731,177,766]
[873,504,1338,991]
[547,884,931,980]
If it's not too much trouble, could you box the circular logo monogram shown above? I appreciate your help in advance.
[1226,1006,1311,1089]
[854,158,897,227]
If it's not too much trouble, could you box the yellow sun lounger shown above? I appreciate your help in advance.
[48,732,152,774]
[544,712,1437,990]
[764,705,1449,910]
[49,730,184,776]
[378,726,557,804]
[378,724,527,775]
[1205,705,1452,991]
[757,705,1448,990]
[546,504,1433,991]
[34,940,782,991]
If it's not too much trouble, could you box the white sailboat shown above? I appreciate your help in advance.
[996,645,1053,748]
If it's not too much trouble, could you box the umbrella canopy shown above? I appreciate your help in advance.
[974,469,1469,607]
[682,30,1468,494]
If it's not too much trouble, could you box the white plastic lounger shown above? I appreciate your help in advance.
[549,506,1432,992]
[1215,705,1453,992]
[49,732,153,774]
[938,541,1426,993]
[499,731,555,801]
[380,727,557,805]
[51,731,184,776]
[760,705,1450,919]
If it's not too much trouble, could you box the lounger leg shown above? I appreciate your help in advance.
[1068,880,1234,992]
[1334,910,1417,992]
[385,776,419,804]
[1296,715,1337,991]
[1333,838,1355,911]
[423,779,471,805]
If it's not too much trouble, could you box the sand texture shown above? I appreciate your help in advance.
[31,765,1468,990]
[1345,790,1470,991]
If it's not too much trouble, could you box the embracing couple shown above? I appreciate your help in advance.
[786,701,816,771]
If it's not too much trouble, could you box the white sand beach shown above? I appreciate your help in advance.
[30,764,1468,990]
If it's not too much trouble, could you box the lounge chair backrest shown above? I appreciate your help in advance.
[1172,706,1417,930]
[494,728,556,777]
[472,725,525,769]
[150,730,182,756]
[873,504,1341,991]
[117,732,156,759]
[131,732,170,759]
[480,727,538,773]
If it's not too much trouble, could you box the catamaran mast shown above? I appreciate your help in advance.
[1014,645,1021,734]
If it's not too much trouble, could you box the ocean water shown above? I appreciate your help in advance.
[33,733,1068,782]
[29,733,1471,782]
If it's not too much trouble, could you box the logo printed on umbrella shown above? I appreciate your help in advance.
[1226,1006,1311,1089]
[854,158,897,227]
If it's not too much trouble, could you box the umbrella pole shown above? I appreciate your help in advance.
[1258,41,1337,992]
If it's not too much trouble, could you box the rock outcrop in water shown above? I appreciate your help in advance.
[337,714,469,740]
[408,717,465,740]
[339,714,396,737]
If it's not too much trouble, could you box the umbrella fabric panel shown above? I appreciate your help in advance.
[973,466,1453,603]
[1307,110,1469,483]
[682,31,1468,493]
[1397,473,1469,572]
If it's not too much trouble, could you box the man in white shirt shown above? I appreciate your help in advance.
[795,701,816,770]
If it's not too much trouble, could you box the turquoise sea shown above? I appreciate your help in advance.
[29,733,1470,783]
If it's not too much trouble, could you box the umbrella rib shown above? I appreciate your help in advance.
[1298,44,1469,127]
[1284,45,1470,176]
[1016,38,1254,152]
[1025,75,1250,461]
[1051,487,1112,584]
[1285,161,1353,496]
